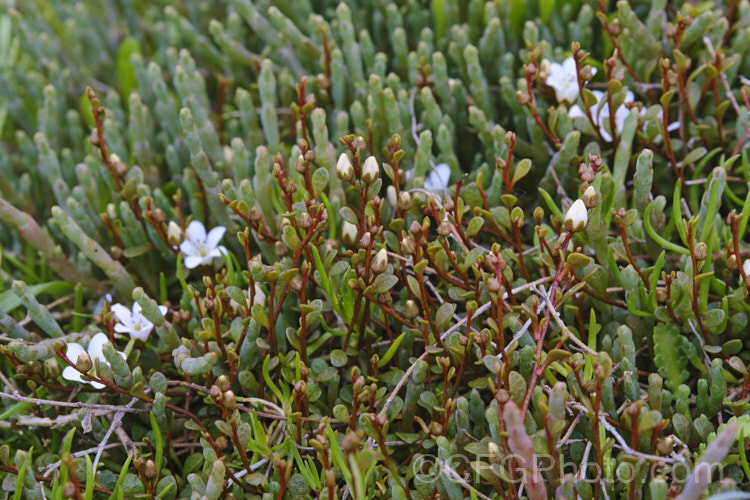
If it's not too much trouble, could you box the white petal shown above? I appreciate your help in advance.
[158,305,168,316]
[185,220,207,243]
[184,255,204,269]
[425,163,451,193]
[88,380,106,390]
[560,85,579,105]
[210,246,228,259]
[667,121,680,132]
[132,302,142,316]
[87,333,110,361]
[62,366,86,384]
[131,327,152,343]
[206,226,227,249]
[114,323,132,334]
[179,239,198,256]
[547,62,564,83]
[568,105,586,119]
[562,57,577,75]
[110,304,133,325]
[64,343,85,365]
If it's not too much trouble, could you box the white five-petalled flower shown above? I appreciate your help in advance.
[111,302,167,342]
[546,57,596,104]
[563,199,589,233]
[61,333,126,389]
[180,220,228,269]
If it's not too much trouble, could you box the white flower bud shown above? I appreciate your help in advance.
[371,248,388,274]
[744,259,750,277]
[386,185,397,206]
[342,221,358,246]
[361,156,379,184]
[563,199,588,232]
[167,221,183,246]
[252,283,266,309]
[581,186,599,208]
[336,153,354,181]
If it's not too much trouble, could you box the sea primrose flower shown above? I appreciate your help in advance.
[111,302,167,342]
[180,220,228,269]
[569,90,634,142]
[546,56,596,104]
[61,333,126,389]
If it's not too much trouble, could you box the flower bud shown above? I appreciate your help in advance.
[403,300,419,320]
[726,254,738,271]
[167,221,183,246]
[361,156,379,184]
[252,283,267,308]
[398,191,412,210]
[336,153,354,181]
[694,242,707,261]
[563,199,588,232]
[44,358,62,379]
[743,259,750,276]
[144,459,158,479]
[582,186,599,209]
[216,374,231,392]
[515,90,531,106]
[400,237,416,255]
[342,221,358,246]
[386,185,397,206]
[371,248,388,274]
[75,351,92,373]
[209,384,222,401]
[223,390,237,409]
[299,212,313,229]
[63,482,76,498]
[437,221,451,237]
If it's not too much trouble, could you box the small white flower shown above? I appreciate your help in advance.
[361,156,379,184]
[61,333,126,389]
[424,163,451,194]
[563,199,588,232]
[111,302,167,342]
[569,90,634,142]
[743,259,750,277]
[336,153,354,181]
[179,220,228,269]
[546,57,595,104]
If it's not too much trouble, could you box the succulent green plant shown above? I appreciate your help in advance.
[1,0,750,499]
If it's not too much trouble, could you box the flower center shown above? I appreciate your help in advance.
[195,240,208,257]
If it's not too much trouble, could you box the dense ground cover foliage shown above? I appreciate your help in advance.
[1,0,750,498]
